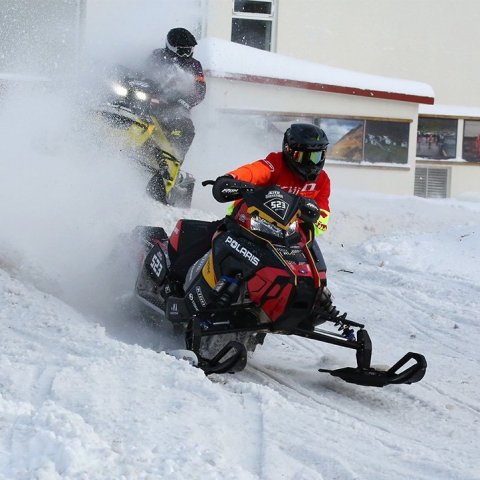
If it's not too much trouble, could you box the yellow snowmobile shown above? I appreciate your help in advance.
[97,66,195,207]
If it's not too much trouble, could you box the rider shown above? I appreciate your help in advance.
[145,27,206,160]
[226,123,330,235]
[166,123,331,290]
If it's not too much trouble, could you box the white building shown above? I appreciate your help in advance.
[200,0,480,198]
[2,0,478,198]
[196,37,434,196]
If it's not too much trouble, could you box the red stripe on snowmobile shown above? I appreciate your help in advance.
[303,245,323,288]
[169,220,183,252]
[247,267,293,322]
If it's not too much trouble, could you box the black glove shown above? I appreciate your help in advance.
[202,176,255,203]
[300,198,320,223]
[212,175,237,203]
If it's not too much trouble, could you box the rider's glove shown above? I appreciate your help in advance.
[300,198,321,223]
[314,209,330,236]
[212,175,235,202]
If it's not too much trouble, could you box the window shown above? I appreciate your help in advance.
[220,111,410,166]
[319,117,409,164]
[462,120,480,162]
[416,117,458,160]
[231,0,275,51]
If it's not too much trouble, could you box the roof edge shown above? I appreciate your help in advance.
[206,69,435,105]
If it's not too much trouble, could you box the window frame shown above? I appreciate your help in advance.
[462,119,480,163]
[318,116,411,165]
[416,116,458,161]
[231,0,277,52]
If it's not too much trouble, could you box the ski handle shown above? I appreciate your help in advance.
[202,178,320,222]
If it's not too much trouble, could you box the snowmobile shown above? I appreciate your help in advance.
[134,177,427,387]
[96,65,195,207]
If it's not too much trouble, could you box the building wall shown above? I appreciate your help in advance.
[203,0,232,39]
[278,0,480,108]
[451,164,480,197]
[205,77,419,119]
[204,76,418,195]
[417,160,480,198]
[204,0,480,108]
[327,163,413,196]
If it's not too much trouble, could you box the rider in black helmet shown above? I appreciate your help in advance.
[165,123,331,297]
[282,123,329,181]
[145,27,206,160]
[166,27,197,58]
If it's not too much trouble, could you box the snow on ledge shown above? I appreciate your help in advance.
[419,103,480,118]
[196,38,435,105]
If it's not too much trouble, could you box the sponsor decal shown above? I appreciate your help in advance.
[169,302,179,316]
[280,185,301,195]
[275,245,302,256]
[275,245,307,263]
[264,198,289,220]
[225,236,260,266]
[279,183,317,195]
[131,80,150,89]
[187,253,209,284]
[265,190,284,199]
[195,286,207,307]
[149,253,163,277]
[301,183,317,192]
[188,292,199,312]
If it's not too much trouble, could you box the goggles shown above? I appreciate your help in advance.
[173,46,193,57]
[291,149,326,165]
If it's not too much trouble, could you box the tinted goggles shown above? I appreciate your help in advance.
[292,149,326,165]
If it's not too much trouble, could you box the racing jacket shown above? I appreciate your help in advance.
[146,48,206,109]
[227,152,331,235]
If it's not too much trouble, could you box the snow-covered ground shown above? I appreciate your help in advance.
[1,6,480,475]
[1,133,480,480]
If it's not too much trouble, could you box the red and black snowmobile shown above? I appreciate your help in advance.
[134,177,427,387]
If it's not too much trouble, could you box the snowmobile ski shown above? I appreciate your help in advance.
[165,349,199,367]
[197,341,248,375]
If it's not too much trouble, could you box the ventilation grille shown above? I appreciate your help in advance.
[414,167,449,198]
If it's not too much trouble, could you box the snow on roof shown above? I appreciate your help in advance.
[196,37,435,105]
[419,103,480,118]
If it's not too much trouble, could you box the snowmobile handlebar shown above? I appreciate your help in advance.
[202,177,256,203]
[202,177,321,222]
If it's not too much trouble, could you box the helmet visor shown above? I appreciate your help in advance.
[292,149,325,165]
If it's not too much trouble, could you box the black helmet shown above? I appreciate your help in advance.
[282,123,329,181]
[166,28,197,57]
